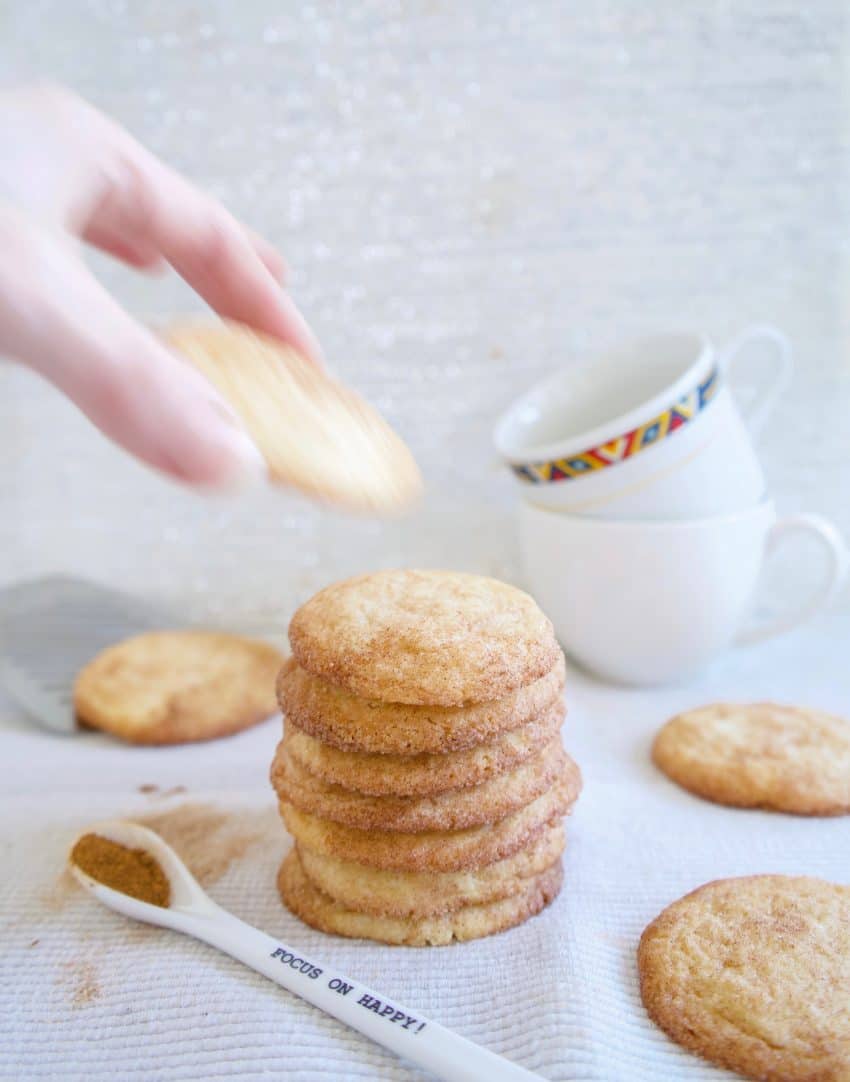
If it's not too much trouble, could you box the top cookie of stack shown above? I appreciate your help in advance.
[273,569,581,946]
[288,568,561,708]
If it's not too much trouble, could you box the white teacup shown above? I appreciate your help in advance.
[495,327,792,519]
[519,499,847,686]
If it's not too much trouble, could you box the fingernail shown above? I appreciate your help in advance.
[198,393,269,489]
[162,345,269,489]
[218,426,269,488]
[280,292,326,368]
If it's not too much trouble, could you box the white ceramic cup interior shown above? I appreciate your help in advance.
[496,333,712,463]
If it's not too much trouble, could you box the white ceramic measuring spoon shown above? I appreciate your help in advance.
[69,820,546,1082]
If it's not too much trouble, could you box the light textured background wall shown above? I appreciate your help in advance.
[1,2,848,626]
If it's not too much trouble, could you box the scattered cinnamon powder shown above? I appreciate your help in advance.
[70,834,171,908]
[41,866,78,912]
[134,803,275,887]
[51,804,273,916]
[59,959,101,1007]
[138,784,187,798]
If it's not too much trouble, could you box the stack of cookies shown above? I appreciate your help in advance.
[271,569,582,946]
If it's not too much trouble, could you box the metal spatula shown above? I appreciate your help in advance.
[0,575,176,733]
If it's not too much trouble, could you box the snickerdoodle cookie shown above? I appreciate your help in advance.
[638,875,850,1081]
[279,772,579,873]
[298,822,565,918]
[279,848,563,946]
[282,700,564,797]
[272,738,570,832]
[288,570,560,706]
[165,319,421,514]
[74,630,283,744]
[276,654,565,755]
[653,702,850,816]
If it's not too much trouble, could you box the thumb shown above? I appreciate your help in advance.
[0,214,267,486]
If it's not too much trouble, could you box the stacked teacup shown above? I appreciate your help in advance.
[495,327,847,685]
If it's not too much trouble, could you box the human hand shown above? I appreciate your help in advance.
[0,84,322,485]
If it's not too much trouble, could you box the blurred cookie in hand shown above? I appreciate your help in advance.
[74,630,284,744]
[652,702,850,816]
[639,874,850,1080]
[165,319,422,515]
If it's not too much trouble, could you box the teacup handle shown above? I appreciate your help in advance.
[720,325,794,437]
[736,513,848,646]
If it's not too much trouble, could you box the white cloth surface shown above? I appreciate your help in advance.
[2,612,850,1082]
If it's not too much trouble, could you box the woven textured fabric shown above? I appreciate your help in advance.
[2,615,849,1080]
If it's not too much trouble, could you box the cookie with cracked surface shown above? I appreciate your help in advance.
[297,822,565,918]
[165,319,421,514]
[277,654,565,755]
[282,700,565,797]
[279,848,563,946]
[278,770,580,872]
[271,736,570,832]
[638,874,850,1081]
[288,570,560,706]
[74,630,283,745]
[653,702,850,816]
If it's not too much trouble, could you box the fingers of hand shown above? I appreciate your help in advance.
[82,219,168,274]
[144,161,323,363]
[2,86,321,363]
[85,140,322,363]
[0,211,268,487]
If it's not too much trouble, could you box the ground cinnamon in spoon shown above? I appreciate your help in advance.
[70,834,171,907]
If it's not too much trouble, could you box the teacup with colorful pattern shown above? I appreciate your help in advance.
[493,327,791,519]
